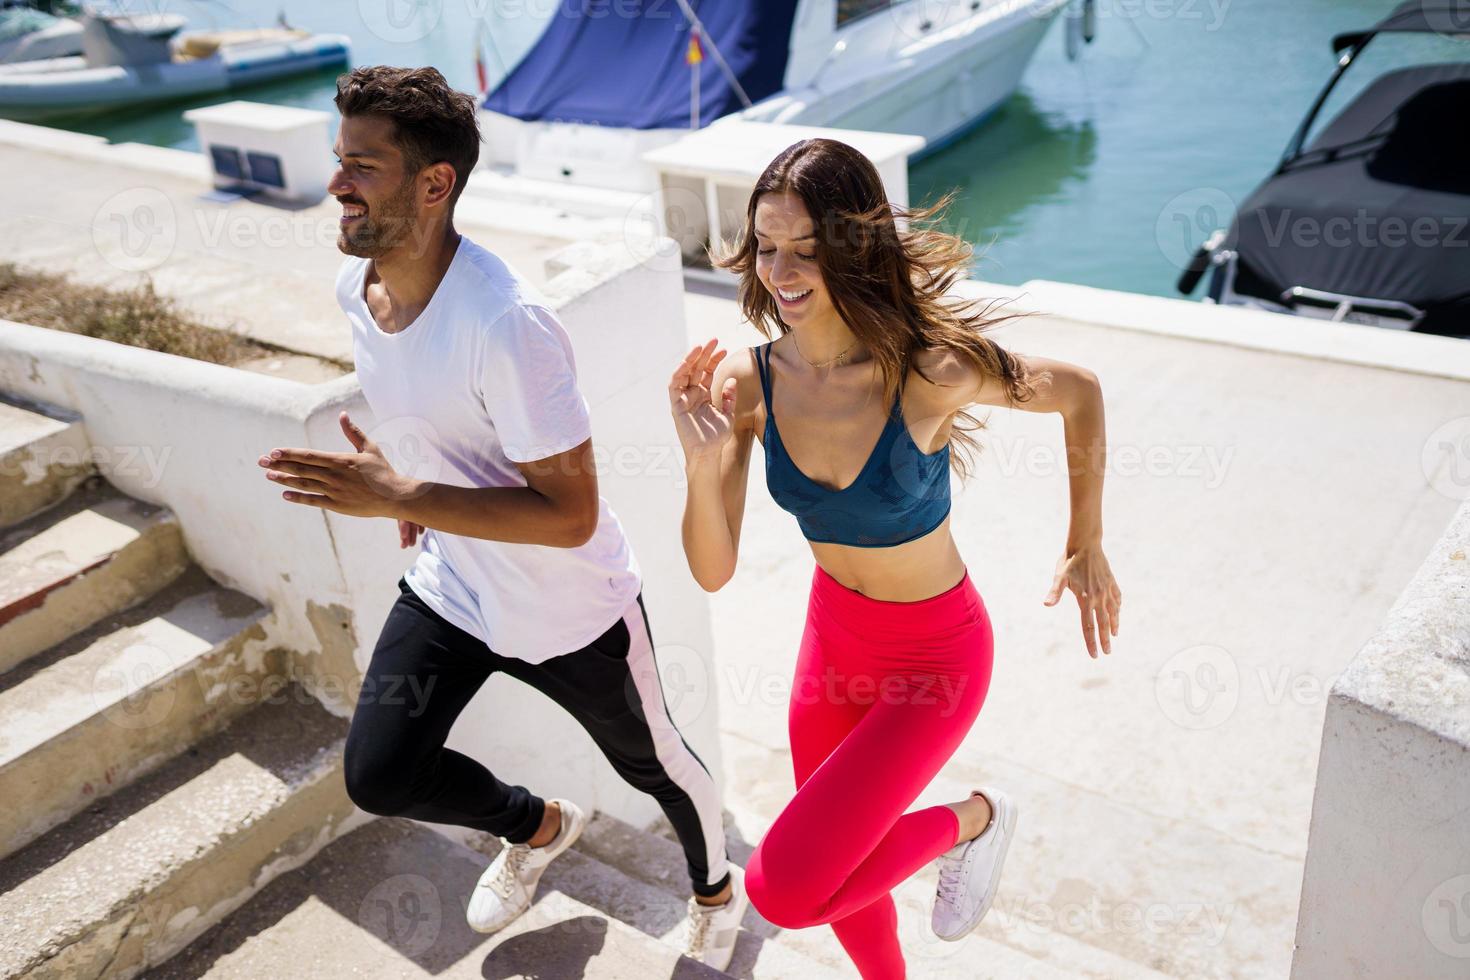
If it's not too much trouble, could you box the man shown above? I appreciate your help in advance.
[257,65,744,968]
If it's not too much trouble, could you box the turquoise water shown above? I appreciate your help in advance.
[49,0,1399,297]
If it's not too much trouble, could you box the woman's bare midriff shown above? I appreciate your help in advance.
[808,515,968,601]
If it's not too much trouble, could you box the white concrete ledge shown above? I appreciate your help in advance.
[0,119,209,182]
[957,279,1470,382]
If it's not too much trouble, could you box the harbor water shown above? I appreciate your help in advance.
[50,0,1395,297]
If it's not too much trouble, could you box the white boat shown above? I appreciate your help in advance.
[0,12,349,121]
[478,0,1085,193]
[0,7,82,65]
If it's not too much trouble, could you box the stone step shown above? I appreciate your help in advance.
[0,685,353,980]
[0,395,93,530]
[0,566,280,861]
[146,817,741,979]
[0,482,189,674]
[551,812,849,980]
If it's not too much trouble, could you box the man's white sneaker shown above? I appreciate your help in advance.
[931,787,1018,942]
[466,798,588,934]
[680,864,748,972]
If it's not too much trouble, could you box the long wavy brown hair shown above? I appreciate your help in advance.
[713,138,1047,479]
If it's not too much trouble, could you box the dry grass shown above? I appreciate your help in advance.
[0,263,267,365]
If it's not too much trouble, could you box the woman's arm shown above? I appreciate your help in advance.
[671,340,756,592]
[683,416,754,591]
[972,354,1121,657]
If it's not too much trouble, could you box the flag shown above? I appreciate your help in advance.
[686,31,703,66]
[474,29,488,96]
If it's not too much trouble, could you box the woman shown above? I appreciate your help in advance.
[668,138,1120,978]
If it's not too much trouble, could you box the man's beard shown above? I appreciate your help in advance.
[337,182,419,258]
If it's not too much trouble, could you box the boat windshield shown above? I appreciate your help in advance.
[1304,33,1470,151]
[838,0,893,27]
[0,9,61,43]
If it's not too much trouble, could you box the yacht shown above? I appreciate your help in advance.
[479,0,1084,193]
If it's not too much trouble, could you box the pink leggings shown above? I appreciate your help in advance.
[745,563,994,979]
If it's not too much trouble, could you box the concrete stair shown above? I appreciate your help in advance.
[0,480,190,674]
[0,690,351,980]
[0,395,92,529]
[0,395,357,980]
[126,759,1086,980]
[0,566,282,859]
[139,808,850,980]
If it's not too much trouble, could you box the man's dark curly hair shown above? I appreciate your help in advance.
[334,65,481,207]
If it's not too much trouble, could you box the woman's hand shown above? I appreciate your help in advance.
[1044,541,1122,658]
[669,338,737,470]
[398,520,424,548]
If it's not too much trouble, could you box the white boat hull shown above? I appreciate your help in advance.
[747,0,1063,154]
[0,32,349,121]
[477,0,1068,191]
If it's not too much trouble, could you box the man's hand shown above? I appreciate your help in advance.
[259,411,422,518]
[398,519,424,548]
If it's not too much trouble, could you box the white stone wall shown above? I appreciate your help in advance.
[1292,499,1470,977]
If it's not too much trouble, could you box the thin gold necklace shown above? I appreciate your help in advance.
[791,332,857,369]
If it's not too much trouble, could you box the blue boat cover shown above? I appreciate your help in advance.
[483,0,799,129]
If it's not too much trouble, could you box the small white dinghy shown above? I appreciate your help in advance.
[0,11,350,121]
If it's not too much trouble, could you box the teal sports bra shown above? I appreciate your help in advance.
[753,341,951,548]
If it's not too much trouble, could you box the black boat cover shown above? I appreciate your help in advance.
[1230,63,1470,326]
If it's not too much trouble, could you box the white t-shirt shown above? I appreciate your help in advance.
[337,235,642,663]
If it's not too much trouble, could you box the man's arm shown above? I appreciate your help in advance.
[395,437,600,548]
[260,412,599,549]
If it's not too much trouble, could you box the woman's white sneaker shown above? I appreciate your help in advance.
[680,864,748,972]
[931,787,1018,942]
[466,798,588,934]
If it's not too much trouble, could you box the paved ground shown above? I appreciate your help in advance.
[6,127,1468,975]
[678,284,1469,978]
[0,138,570,365]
